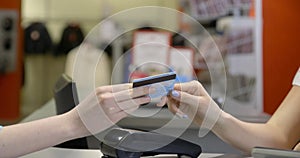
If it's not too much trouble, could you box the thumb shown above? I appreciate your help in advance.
[170,90,200,107]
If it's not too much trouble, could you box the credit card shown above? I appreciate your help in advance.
[133,72,176,99]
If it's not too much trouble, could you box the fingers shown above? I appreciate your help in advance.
[103,95,151,114]
[174,80,207,96]
[113,86,153,102]
[167,101,179,114]
[173,81,198,91]
[111,83,132,92]
[166,96,180,114]
[167,99,188,118]
[116,96,151,111]
[96,83,132,94]
[156,96,167,107]
[111,105,140,123]
[170,90,201,106]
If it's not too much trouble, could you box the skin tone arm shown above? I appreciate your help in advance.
[166,81,300,154]
[0,84,152,158]
[0,110,87,158]
[214,85,300,153]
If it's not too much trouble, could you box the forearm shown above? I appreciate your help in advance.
[0,110,89,158]
[212,111,288,154]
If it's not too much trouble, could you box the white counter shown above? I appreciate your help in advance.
[20,147,248,158]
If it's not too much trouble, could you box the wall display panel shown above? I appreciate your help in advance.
[182,0,263,116]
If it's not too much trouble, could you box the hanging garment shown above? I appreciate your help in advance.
[24,22,53,54]
[55,23,84,56]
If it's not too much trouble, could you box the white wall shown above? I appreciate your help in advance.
[22,0,179,42]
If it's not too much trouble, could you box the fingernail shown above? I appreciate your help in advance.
[175,113,188,119]
[171,90,180,97]
[182,114,188,118]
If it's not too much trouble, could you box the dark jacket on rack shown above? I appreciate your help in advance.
[55,24,84,56]
[24,22,53,54]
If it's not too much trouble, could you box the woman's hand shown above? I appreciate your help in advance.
[167,80,222,128]
[68,83,152,137]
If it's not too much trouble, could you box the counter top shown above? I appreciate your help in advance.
[20,99,269,154]
[20,147,251,158]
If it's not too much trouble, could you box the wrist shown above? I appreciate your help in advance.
[62,109,90,140]
[212,110,231,133]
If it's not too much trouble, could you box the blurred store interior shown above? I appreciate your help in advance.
[0,0,299,154]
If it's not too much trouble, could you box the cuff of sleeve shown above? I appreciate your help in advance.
[292,68,300,86]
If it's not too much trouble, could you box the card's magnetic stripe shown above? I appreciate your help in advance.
[133,74,176,88]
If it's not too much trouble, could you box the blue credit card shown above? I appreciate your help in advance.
[132,72,176,99]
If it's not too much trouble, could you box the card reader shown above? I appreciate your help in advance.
[100,128,202,158]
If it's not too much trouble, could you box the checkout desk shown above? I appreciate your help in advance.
[20,147,229,158]
[20,99,269,158]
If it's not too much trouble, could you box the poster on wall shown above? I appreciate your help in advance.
[221,17,260,116]
[169,47,194,82]
[186,0,263,116]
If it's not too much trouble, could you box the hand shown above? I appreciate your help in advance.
[69,83,151,136]
[167,81,222,128]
